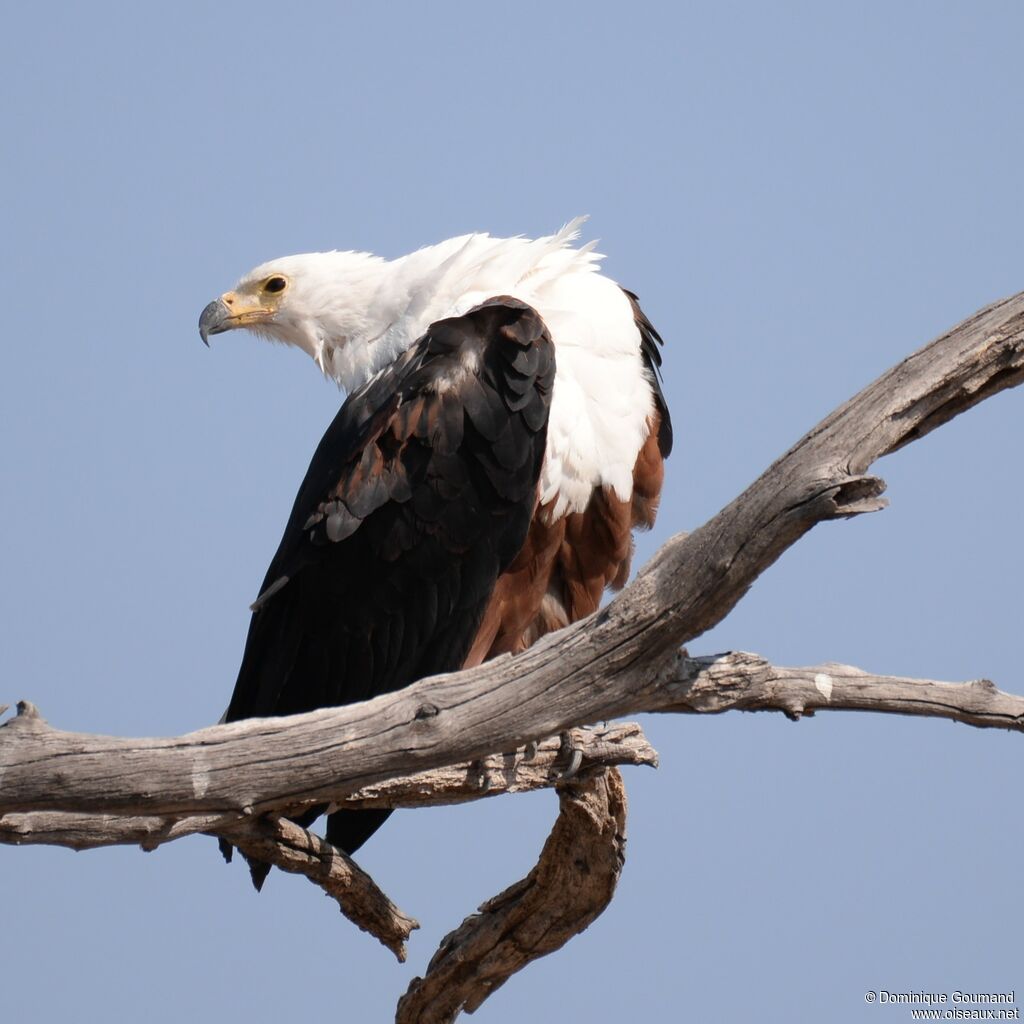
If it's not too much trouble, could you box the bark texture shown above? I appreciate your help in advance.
[395,769,627,1023]
[0,721,653,960]
[2,290,1023,1021]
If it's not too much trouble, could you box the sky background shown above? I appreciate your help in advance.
[2,2,1022,1021]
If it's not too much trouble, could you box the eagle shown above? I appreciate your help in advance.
[200,220,671,874]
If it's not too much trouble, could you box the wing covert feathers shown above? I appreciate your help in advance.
[224,298,555,858]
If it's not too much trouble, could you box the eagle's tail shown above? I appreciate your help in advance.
[220,806,392,892]
[326,808,392,857]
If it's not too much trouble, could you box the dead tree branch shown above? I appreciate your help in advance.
[2,290,1023,1021]
[217,814,420,961]
[662,652,1024,729]
[0,722,653,960]
[0,722,654,849]
[3,292,1022,822]
[396,768,627,1024]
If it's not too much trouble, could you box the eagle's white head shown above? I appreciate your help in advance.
[199,250,397,389]
[200,220,601,391]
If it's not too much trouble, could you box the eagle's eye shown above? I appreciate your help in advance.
[264,276,288,294]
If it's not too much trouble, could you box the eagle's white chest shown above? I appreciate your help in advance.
[516,272,655,518]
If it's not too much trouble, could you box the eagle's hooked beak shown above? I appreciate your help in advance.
[198,298,229,346]
[198,292,272,346]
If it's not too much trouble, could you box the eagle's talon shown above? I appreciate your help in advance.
[472,757,493,792]
[557,731,583,780]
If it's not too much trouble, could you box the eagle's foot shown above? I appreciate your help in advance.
[471,755,495,792]
[557,730,584,780]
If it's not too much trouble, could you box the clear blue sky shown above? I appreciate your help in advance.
[2,3,1022,1021]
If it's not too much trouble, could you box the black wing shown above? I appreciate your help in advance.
[622,286,672,458]
[223,297,554,860]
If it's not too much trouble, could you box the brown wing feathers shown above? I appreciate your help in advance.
[223,298,554,864]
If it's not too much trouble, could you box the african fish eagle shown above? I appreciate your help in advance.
[199,219,671,870]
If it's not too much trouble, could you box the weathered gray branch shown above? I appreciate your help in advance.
[663,653,1024,729]
[2,650,1020,843]
[3,291,1022,823]
[395,768,627,1024]
[2,290,1023,1022]
[0,722,653,960]
[218,814,420,961]
[0,723,654,850]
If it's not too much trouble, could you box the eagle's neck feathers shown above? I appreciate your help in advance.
[241,220,656,519]
[257,219,600,392]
